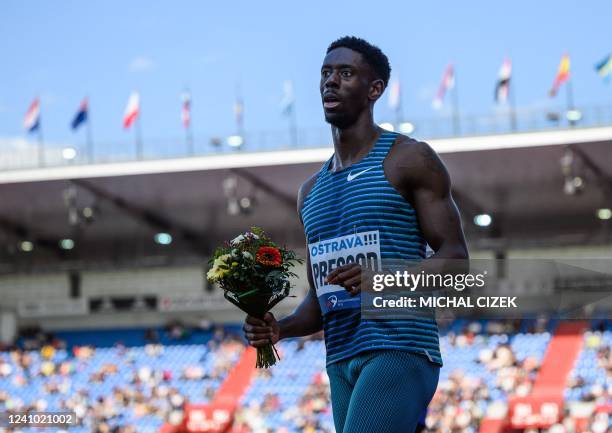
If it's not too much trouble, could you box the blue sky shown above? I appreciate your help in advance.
[1,0,611,151]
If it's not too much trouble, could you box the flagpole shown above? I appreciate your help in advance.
[86,102,94,163]
[509,79,518,132]
[38,125,45,167]
[188,107,194,154]
[186,123,194,155]
[397,104,402,131]
[135,114,143,159]
[566,79,576,127]
[394,74,402,131]
[237,98,243,137]
[184,90,194,155]
[452,74,461,136]
[395,92,402,131]
[235,82,245,148]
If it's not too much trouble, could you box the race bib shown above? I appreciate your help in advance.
[309,230,382,315]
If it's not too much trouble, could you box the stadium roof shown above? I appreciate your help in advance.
[0,126,611,272]
[1,126,611,184]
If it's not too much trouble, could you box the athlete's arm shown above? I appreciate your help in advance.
[243,175,323,347]
[277,253,323,340]
[395,137,469,263]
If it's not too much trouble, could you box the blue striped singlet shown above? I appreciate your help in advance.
[301,131,442,366]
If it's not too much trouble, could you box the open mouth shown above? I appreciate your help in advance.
[323,94,341,109]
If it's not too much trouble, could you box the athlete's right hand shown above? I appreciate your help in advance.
[243,312,280,347]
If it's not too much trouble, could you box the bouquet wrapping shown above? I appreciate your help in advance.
[206,227,302,368]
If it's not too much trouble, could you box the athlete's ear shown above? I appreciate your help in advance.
[369,79,385,101]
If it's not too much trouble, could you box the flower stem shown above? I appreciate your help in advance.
[256,343,280,368]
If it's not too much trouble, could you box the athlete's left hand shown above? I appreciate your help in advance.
[325,264,372,296]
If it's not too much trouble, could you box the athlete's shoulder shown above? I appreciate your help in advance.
[298,171,319,202]
[297,171,319,223]
[390,133,435,162]
[393,132,421,147]
[388,133,449,187]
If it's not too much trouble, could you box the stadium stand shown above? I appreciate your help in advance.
[230,319,555,433]
[0,319,609,433]
[234,336,333,433]
[0,325,244,433]
[566,321,611,403]
[556,320,611,433]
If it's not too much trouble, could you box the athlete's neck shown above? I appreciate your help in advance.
[330,117,381,171]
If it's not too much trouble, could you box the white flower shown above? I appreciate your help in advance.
[230,234,245,245]
[242,251,253,260]
[231,231,259,245]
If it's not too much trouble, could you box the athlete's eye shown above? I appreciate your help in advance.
[321,70,331,78]
[341,70,352,78]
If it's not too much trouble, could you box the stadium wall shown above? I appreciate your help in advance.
[0,264,308,331]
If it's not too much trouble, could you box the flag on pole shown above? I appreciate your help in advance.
[23,98,41,132]
[280,80,295,116]
[71,97,88,130]
[549,54,570,97]
[432,64,455,109]
[495,58,512,103]
[123,92,140,129]
[181,91,191,129]
[595,54,612,82]
[388,77,401,111]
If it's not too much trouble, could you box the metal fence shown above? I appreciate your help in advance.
[2,105,612,171]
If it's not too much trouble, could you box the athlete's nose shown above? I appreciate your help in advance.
[323,70,340,89]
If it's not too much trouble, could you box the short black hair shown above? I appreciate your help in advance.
[327,36,391,87]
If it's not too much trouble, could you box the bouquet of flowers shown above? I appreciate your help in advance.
[206,227,303,368]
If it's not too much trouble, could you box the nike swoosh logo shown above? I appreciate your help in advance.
[347,167,375,181]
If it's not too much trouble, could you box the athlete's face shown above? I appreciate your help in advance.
[320,47,382,128]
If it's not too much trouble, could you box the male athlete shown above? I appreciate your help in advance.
[243,36,468,433]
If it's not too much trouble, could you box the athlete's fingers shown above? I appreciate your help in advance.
[353,268,373,291]
[339,274,362,296]
[342,275,362,289]
[325,264,358,283]
[331,271,360,285]
[243,323,272,334]
[245,315,267,326]
[327,265,361,284]
[263,312,275,324]
[245,332,273,341]
[347,284,361,297]
[248,338,273,347]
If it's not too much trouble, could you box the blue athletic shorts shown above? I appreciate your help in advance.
[326,350,439,433]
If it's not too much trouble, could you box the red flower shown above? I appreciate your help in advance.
[256,246,282,267]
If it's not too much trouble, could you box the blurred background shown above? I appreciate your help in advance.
[0,1,610,433]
